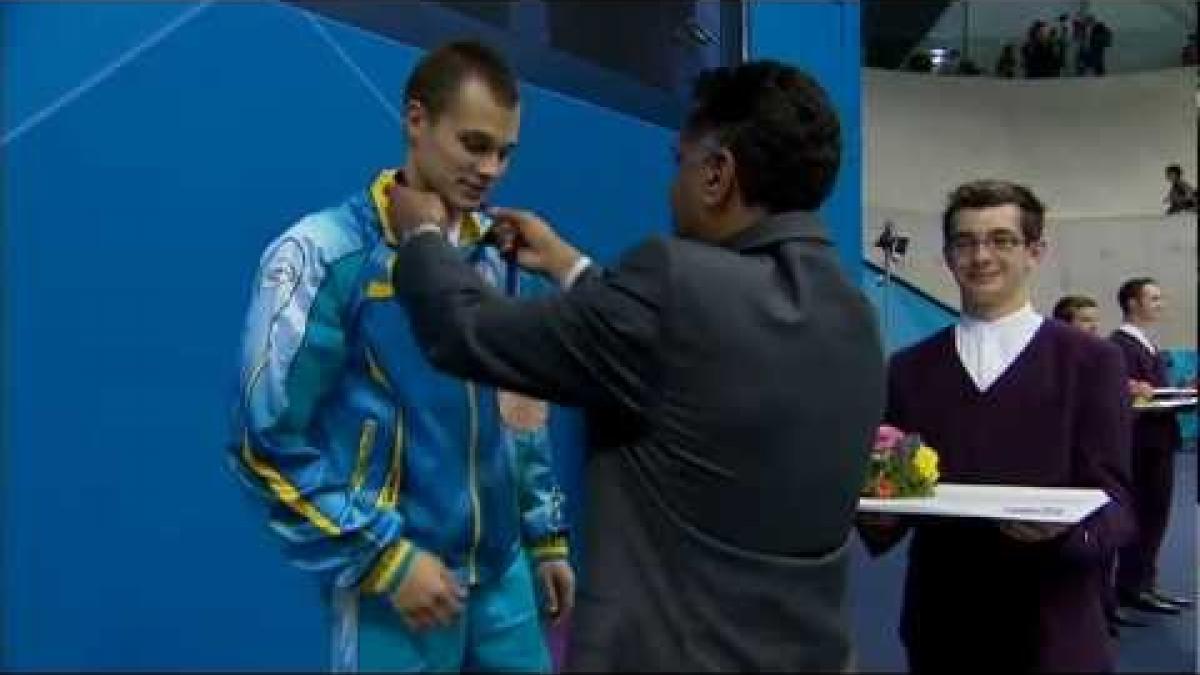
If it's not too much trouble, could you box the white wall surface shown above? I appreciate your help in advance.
[864,66,1196,347]
[864,67,1197,220]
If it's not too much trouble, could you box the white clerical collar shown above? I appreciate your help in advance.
[955,303,1044,392]
[445,220,462,247]
[1118,323,1157,354]
[960,302,1041,333]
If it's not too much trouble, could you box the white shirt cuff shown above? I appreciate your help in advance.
[560,256,592,289]
[398,223,443,246]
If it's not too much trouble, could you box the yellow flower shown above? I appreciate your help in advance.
[912,445,940,482]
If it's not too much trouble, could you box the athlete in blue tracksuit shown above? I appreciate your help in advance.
[229,167,571,672]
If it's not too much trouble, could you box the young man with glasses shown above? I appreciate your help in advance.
[859,180,1135,672]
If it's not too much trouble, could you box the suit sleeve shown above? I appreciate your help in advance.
[1110,335,1144,382]
[512,426,571,561]
[392,232,668,416]
[1054,340,1136,563]
[503,266,570,562]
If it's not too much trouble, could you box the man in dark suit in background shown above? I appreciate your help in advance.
[1111,278,1193,616]
[1052,293,1148,635]
[381,60,886,671]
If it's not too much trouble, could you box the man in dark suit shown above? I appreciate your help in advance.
[1111,278,1193,615]
[380,60,886,671]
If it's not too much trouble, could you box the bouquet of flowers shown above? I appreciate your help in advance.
[861,425,941,499]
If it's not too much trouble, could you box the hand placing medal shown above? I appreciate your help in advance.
[497,390,549,431]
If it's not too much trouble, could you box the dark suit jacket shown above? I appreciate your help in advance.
[1110,329,1182,453]
[394,211,886,671]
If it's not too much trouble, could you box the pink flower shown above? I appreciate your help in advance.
[875,425,906,452]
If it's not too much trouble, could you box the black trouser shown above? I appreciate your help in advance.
[1116,441,1176,594]
[1103,550,1118,616]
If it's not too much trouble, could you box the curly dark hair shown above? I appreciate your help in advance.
[1117,277,1157,315]
[941,179,1046,246]
[404,40,518,119]
[1052,295,1098,323]
[683,60,841,213]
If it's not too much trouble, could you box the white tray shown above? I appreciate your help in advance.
[1134,397,1197,411]
[858,483,1110,523]
[1153,387,1197,397]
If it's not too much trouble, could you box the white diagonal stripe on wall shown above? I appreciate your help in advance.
[2,1,216,148]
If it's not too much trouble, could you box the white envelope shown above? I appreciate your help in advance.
[859,483,1110,523]
[1134,397,1197,411]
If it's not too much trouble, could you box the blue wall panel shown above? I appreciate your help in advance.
[860,266,958,354]
[1165,349,1198,451]
[749,0,863,280]
[4,2,391,668]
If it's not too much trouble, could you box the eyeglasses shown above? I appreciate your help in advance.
[946,232,1029,256]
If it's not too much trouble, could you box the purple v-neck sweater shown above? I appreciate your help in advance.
[879,319,1135,672]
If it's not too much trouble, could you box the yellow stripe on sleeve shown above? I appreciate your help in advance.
[241,434,342,536]
[361,539,415,594]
